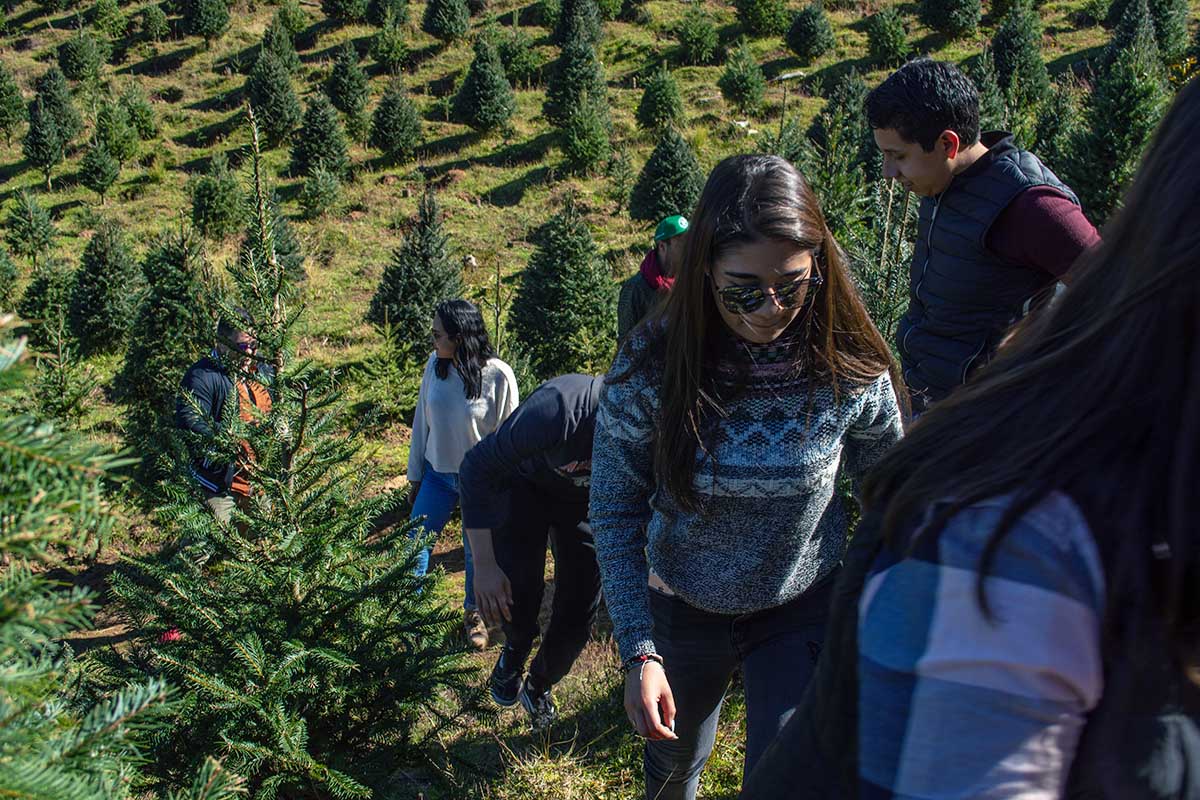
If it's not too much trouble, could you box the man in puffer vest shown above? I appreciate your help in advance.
[866,58,1099,414]
[176,315,274,526]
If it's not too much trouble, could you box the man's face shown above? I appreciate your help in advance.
[656,237,680,276]
[220,329,256,370]
[874,127,956,197]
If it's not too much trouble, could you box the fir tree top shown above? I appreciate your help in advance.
[290,93,350,178]
[0,62,25,147]
[452,35,517,132]
[367,188,464,360]
[635,63,684,132]
[326,42,369,117]
[508,194,616,378]
[33,66,83,145]
[629,126,704,222]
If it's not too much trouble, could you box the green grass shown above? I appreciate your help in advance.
[2,0,1195,794]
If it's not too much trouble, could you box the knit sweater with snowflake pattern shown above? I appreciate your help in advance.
[588,324,903,661]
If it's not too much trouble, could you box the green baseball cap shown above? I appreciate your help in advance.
[654,214,689,241]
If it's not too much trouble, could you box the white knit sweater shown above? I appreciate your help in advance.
[406,353,519,482]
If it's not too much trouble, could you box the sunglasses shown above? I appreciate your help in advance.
[234,341,256,353]
[710,269,823,315]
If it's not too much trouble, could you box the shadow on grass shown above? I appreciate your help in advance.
[173,110,245,149]
[119,43,200,76]
[419,130,483,159]
[911,30,951,56]
[185,85,245,113]
[302,34,377,66]
[806,55,876,91]
[481,165,554,206]
[1047,44,1104,77]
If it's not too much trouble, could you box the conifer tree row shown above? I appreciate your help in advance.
[108,118,484,796]
[0,316,246,800]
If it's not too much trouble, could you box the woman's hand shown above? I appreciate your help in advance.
[624,660,678,740]
[406,481,421,509]
[473,559,513,626]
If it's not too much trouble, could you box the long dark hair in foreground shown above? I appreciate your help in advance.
[863,77,1200,675]
[631,154,898,512]
[434,299,496,400]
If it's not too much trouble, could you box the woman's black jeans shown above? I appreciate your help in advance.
[644,571,837,800]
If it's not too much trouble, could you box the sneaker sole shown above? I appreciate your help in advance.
[519,685,557,729]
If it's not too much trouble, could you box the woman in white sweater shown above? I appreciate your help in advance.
[407,299,518,649]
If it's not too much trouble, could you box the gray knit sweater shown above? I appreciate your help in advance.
[589,328,904,660]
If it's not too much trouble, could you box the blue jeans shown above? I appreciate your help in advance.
[409,461,475,610]
[643,571,837,800]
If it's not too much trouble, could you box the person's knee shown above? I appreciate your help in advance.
[644,738,709,784]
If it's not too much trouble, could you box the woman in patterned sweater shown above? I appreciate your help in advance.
[589,154,905,799]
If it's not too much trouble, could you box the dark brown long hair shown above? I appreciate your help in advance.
[627,154,899,512]
[863,77,1200,669]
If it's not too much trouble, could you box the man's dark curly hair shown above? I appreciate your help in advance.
[865,57,981,152]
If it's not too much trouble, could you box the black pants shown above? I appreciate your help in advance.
[495,480,601,689]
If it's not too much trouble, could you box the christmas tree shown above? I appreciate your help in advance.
[799,85,870,241]
[190,151,242,239]
[326,42,370,138]
[116,227,211,476]
[188,0,230,48]
[0,62,24,147]
[321,0,368,23]
[969,47,1009,132]
[918,0,979,38]
[30,304,96,424]
[5,190,56,270]
[553,0,602,45]
[79,138,120,203]
[368,0,409,25]
[367,188,464,361]
[808,68,879,181]
[300,164,341,217]
[508,195,616,379]
[108,124,484,798]
[543,34,606,127]
[1065,6,1169,222]
[1106,0,1187,65]
[93,0,128,41]
[562,96,611,174]
[370,78,423,161]
[636,63,684,132]
[33,66,82,145]
[22,96,63,190]
[277,0,310,35]
[0,316,243,800]
[676,1,719,65]
[291,94,350,178]
[0,249,16,309]
[16,259,73,348]
[371,9,410,74]
[718,39,765,114]
[239,191,306,287]
[735,0,789,36]
[786,2,835,64]
[422,0,470,43]
[452,35,516,132]
[497,15,543,88]
[141,2,170,41]
[261,14,300,75]
[69,218,140,353]
[992,1,1050,112]
[842,179,917,341]
[95,99,138,164]
[244,51,302,146]
[629,127,703,221]
[57,25,106,82]
[1032,76,1082,174]
[120,83,159,139]
[866,7,908,66]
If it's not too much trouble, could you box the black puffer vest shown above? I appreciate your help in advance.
[897,132,1079,405]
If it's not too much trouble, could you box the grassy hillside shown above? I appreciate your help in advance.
[1,0,1196,795]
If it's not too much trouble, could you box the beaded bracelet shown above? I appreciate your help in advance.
[622,653,664,675]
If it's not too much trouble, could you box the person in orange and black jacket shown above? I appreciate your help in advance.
[176,316,274,526]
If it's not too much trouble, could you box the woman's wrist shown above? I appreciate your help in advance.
[621,653,663,674]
